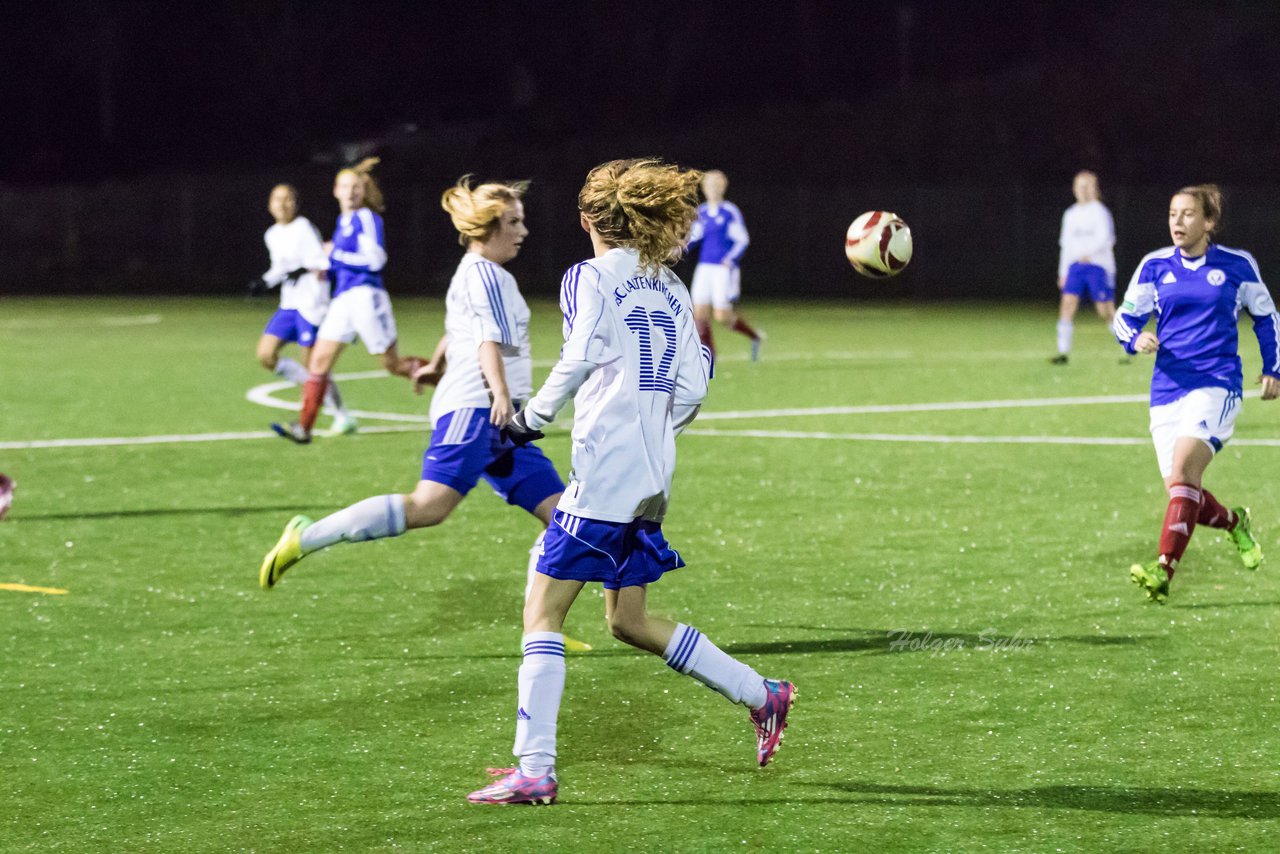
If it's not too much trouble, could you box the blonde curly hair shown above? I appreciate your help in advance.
[578,158,702,272]
[440,175,529,246]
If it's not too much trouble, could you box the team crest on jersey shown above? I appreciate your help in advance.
[1160,272,1177,284]
[1206,269,1226,286]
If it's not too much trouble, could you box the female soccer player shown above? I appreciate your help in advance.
[1052,170,1117,364]
[259,177,589,648]
[687,169,764,362]
[255,183,355,435]
[271,158,424,444]
[1114,184,1278,602]
[468,159,795,807]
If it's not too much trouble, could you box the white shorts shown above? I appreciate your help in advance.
[690,263,741,310]
[1149,386,1242,477]
[317,285,397,355]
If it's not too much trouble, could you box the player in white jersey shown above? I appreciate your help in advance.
[1115,185,1275,602]
[254,184,355,435]
[1051,171,1118,364]
[258,177,589,647]
[272,159,426,444]
[687,170,764,361]
[468,159,795,807]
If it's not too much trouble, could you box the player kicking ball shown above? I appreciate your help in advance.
[468,159,794,807]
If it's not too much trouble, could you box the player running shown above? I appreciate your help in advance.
[687,169,764,362]
[253,183,355,436]
[468,159,795,807]
[1052,171,1117,364]
[259,177,590,650]
[272,158,425,444]
[1114,184,1277,603]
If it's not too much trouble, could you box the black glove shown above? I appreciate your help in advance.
[283,268,308,284]
[246,277,268,297]
[500,409,545,447]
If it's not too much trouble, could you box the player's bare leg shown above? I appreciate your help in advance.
[714,305,763,361]
[606,585,795,766]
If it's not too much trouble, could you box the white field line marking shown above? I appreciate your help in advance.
[0,313,164,330]
[0,425,425,450]
[687,428,1280,447]
[100,314,163,326]
[245,372,431,423]
[5,379,1270,451]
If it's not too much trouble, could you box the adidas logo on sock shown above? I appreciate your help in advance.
[517,707,531,721]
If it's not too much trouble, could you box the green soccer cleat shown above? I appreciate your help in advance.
[1129,561,1171,604]
[1227,507,1263,570]
[260,515,312,590]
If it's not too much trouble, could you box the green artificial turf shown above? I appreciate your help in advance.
[2,297,1277,851]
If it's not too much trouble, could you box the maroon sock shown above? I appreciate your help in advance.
[696,320,715,358]
[299,374,328,433]
[731,317,759,340]
[1158,483,1202,578]
[1197,488,1236,530]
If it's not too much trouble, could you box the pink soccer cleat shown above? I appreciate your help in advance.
[750,679,796,767]
[0,474,14,521]
[467,769,557,806]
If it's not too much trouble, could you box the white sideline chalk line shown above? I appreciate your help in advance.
[2,376,1268,451]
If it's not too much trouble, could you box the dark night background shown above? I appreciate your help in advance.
[3,0,1279,299]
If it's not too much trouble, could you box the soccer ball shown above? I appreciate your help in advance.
[845,211,912,278]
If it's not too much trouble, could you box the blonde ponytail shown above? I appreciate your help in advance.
[440,175,529,246]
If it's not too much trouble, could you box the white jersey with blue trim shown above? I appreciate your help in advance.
[1113,243,1280,406]
[328,207,387,297]
[687,201,749,267]
[523,247,712,523]
[263,216,330,325]
[429,251,533,425]
[1058,200,1116,280]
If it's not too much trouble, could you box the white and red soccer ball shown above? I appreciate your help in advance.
[845,211,913,278]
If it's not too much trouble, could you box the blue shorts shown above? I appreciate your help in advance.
[1062,263,1114,303]
[537,510,685,590]
[263,309,319,347]
[421,408,564,514]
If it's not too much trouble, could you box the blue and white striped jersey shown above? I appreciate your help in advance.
[687,201,749,266]
[328,208,386,297]
[429,251,533,425]
[1114,243,1280,406]
[523,248,711,523]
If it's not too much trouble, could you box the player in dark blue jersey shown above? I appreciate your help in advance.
[1113,184,1279,602]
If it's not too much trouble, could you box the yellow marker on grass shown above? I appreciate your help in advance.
[0,582,68,595]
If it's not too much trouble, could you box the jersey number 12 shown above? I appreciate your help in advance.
[625,307,677,393]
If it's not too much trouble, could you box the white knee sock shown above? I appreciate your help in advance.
[525,531,546,603]
[513,632,565,778]
[299,494,406,553]
[274,357,310,385]
[1056,320,1073,355]
[663,623,767,709]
